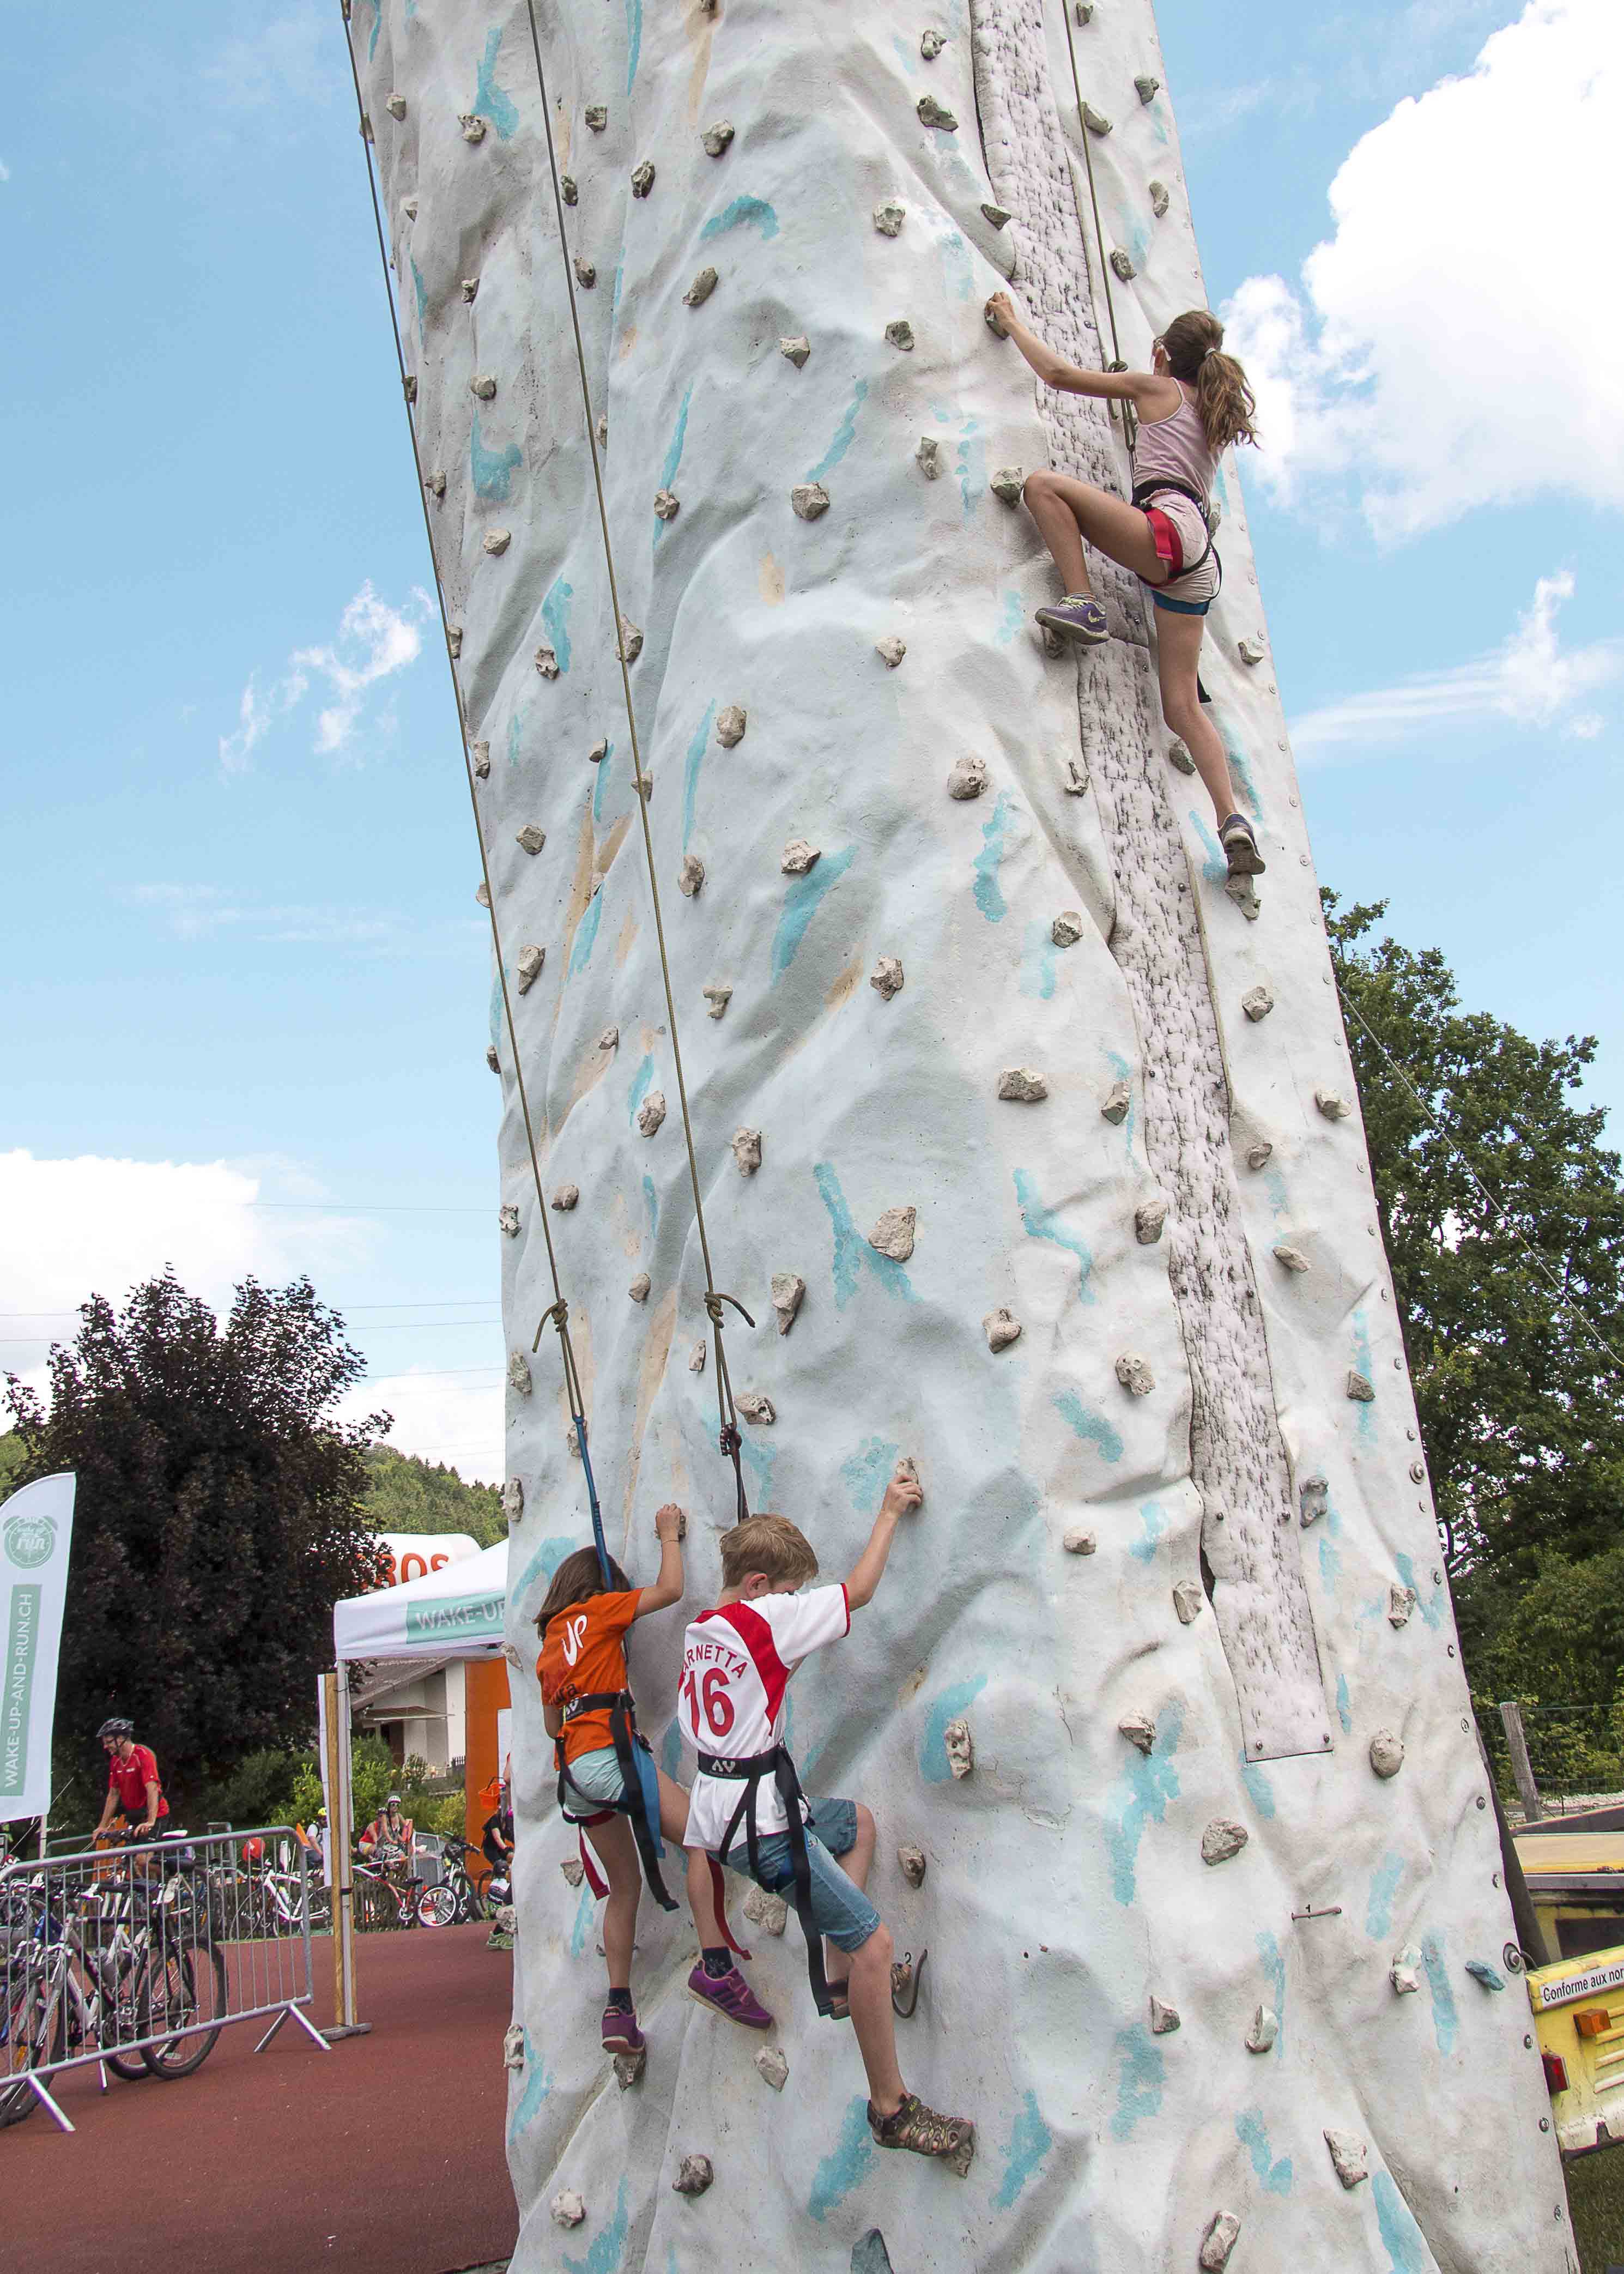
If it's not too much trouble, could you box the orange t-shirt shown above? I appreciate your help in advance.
[537,1589,643,1762]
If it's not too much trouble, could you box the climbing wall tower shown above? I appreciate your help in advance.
[342,1,1576,2266]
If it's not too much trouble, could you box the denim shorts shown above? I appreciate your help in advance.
[722,1795,879,1956]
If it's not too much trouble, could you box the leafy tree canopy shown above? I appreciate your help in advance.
[362,1444,504,1547]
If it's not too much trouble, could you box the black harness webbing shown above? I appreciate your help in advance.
[700,1744,834,2018]
[556,1690,677,1913]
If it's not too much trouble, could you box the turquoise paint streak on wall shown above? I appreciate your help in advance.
[938,227,975,304]
[362,0,380,61]
[623,0,643,90]
[1372,2172,1428,2272]
[809,2098,875,2220]
[740,1438,776,1502]
[1239,1747,1277,1819]
[993,2090,1052,2209]
[973,793,1011,921]
[506,712,524,770]
[701,194,780,243]
[1319,1499,1344,1590]
[681,699,716,847]
[1019,920,1058,1000]
[1104,1701,1183,1900]
[1235,2107,1293,2194]
[541,578,574,672]
[514,1536,578,1605]
[1053,1388,1122,1462]
[1130,1501,1167,1562]
[772,848,855,979]
[956,427,987,516]
[1108,2025,1164,2140]
[474,27,520,139]
[1016,1171,1095,1302]
[410,257,427,326]
[1422,1933,1458,2052]
[568,888,604,977]
[1257,1930,1286,2051]
[1223,723,1261,815]
[842,1436,900,1512]
[568,1886,593,1957]
[489,971,505,1053]
[505,2028,552,2143]
[807,382,869,483]
[471,410,523,503]
[815,1164,917,1307]
[655,385,695,549]
[1395,1550,1443,1629]
[920,1674,988,1783]
[995,591,1025,646]
[643,1174,658,1238]
[562,2176,629,2274]
[592,743,614,822]
[1189,809,1228,884]
[627,1054,653,1121]
[1336,1671,1353,1734]
[1367,1851,1404,1938]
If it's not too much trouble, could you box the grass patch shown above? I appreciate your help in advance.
[1568,2145,1624,2270]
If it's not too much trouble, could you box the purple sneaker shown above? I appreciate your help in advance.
[686,1961,774,2032]
[602,2003,644,2054]
[1035,594,1108,646]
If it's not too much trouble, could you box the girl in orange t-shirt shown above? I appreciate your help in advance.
[536,1502,771,2056]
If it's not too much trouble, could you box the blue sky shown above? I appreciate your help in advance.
[3,0,1618,1481]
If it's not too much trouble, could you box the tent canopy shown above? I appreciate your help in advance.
[333,1538,508,1663]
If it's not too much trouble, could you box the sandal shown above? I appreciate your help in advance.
[868,2091,975,2176]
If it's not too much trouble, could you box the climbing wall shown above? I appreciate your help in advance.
[343,1,1576,2266]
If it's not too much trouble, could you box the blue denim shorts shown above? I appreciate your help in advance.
[722,1795,879,1955]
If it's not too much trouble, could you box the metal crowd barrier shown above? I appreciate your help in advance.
[1,1824,329,2134]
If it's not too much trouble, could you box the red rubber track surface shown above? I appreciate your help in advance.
[5,1924,517,2274]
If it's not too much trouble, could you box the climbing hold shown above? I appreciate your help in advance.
[884,319,916,351]
[772,1273,806,1335]
[1346,1370,1375,1402]
[550,2192,586,2229]
[947,754,988,800]
[1198,2214,1241,2271]
[1387,1586,1416,1629]
[508,1351,533,1396]
[638,1093,667,1138]
[402,191,417,217]
[1245,1141,1273,1171]
[1120,1714,1156,1756]
[1272,1243,1310,1274]
[920,29,947,57]
[1052,911,1083,947]
[1134,72,1160,102]
[460,113,488,143]
[516,824,546,856]
[573,256,597,289]
[716,705,747,746]
[684,267,719,307]
[998,1068,1048,1103]
[1135,1200,1168,1245]
[781,838,821,874]
[517,945,546,994]
[889,1846,928,1892]
[1173,1583,1203,1623]
[870,957,904,999]
[486,1045,500,1072]
[672,2155,714,2197]
[552,1184,580,1211]
[652,489,680,523]
[1116,1353,1154,1396]
[499,1204,520,1238]
[386,94,408,120]
[1369,1731,1404,1779]
[1110,249,1136,282]
[1063,1528,1097,1555]
[561,174,578,205]
[791,483,830,521]
[483,529,512,556]
[916,436,942,479]
[916,94,958,130]
[983,1308,1021,1353]
[425,470,446,500]
[1201,1820,1249,1866]
[732,1128,763,1176]
[678,854,705,898]
[560,1858,584,1889]
[631,159,656,197]
[874,199,907,237]
[359,113,374,143]
[1165,737,1195,776]
[1149,1993,1180,2034]
[470,373,498,400]
[868,1206,916,1262]
[475,882,490,909]
[701,120,735,156]
[1465,1958,1506,1992]
[943,1719,974,1779]
[1149,182,1170,220]
[1298,1474,1328,1527]
[1324,2132,1370,2190]
[402,374,417,404]
[980,202,1013,229]
[688,1342,707,1374]
[1390,1946,1421,1995]
[1241,985,1274,1021]
[754,2045,789,2091]
[1315,1088,1351,1120]
[472,741,491,777]
[1237,637,1267,666]
[737,1392,777,1426]
[1082,102,1112,135]
[503,1478,524,1525]
[1245,2005,1278,2053]
[1101,1078,1131,1124]
[989,467,1024,504]
[585,105,607,131]
[703,985,732,1018]
[461,277,479,302]
[629,1273,651,1303]
[1075,2,1092,20]
[619,617,644,663]
[503,2021,526,2067]
[742,1882,787,1934]
[587,739,608,765]
[876,636,907,668]
[779,335,811,368]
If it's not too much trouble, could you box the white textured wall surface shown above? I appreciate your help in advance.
[348,2,1575,2266]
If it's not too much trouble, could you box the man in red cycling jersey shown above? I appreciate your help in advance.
[92,1717,168,1839]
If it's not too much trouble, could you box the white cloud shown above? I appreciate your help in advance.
[336,1370,504,1486]
[1290,571,1622,757]
[218,583,425,772]
[0,161,11,183]
[1223,0,1624,537]
[127,883,404,950]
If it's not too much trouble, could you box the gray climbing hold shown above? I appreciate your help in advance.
[1370,1729,1404,1779]
[1238,637,1267,666]
[483,529,512,555]
[425,470,446,500]
[472,741,490,777]
[688,1341,707,1374]
[869,1206,916,1261]
[475,881,489,908]
[588,739,608,764]
[1245,1140,1273,1170]
[989,467,1024,504]
[1063,1528,1097,1555]
[516,824,546,855]
[672,2155,714,2197]
[500,1475,524,1529]
[1149,180,1171,219]
[517,945,546,994]
[716,705,747,746]
[508,1351,532,1396]
[638,1093,667,1138]
[551,1184,579,1211]
[504,2021,525,2066]
[772,1273,806,1335]
[402,374,417,403]
[1390,1945,1421,1995]
[460,113,488,143]
[998,1068,1048,1103]
[386,94,408,120]
[559,1857,584,1889]
[1120,1714,1156,1756]
[631,159,656,197]
[1273,1243,1310,1273]
[486,1044,500,1072]
[402,192,417,217]
[535,644,559,681]
[1298,1473,1328,1527]
[678,854,705,898]
[1134,72,1160,102]
[898,1845,928,1888]
[916,94,958,129]
[1465,1958,1506,1991]
[1052,911,1083,947]
[1041,626,1066,659]
[585,105,607,131]
[1346,1370,1375,1402]
[874,199,906,237]
[1226,875,1261,921]
[779,335,811,368]
[470,373,497,400]
[1062,758,1088,796]
[619,617,644,663]
[791,482,830,521]
[1173,1583,1203,1623]
[1241,985,1275,1021]
[359,114,374,143]
[1082,102,1112,135]
[561,174,578,205]
[916,435,942,479]
[1101,1079,1131,1124]
[737,1391,776,1426]
[1167,737,1195,775]
[982,208,1015,238]
[871,957,904,1000]
[1325,2132,1370,2190]
[983,1307,1022,1352]
[1149,1993,1180,2033]
[499,1204,520,1238]
[598,1027,618,1050]
[742,1880,787,1933]
[684,266,719,307]
[1201,1819,1249,1866]
[651,489,681,526]
[462,276,479,302]
[704,985,732,1018]
[1387,1585,1416,1628]
[732,1127,763,1176]
[629,1273,651,1303]
[1245,2005,1278,2053]
[920,28,946,57]
[1110,249,1136,281]
[1135,1200,1168,1245]
[550,2191,586,2229]
[754,2045,789,2091]
[781,838,821,874]
[701,120,735,156]
[943,1718,974,1778]
[884,319,916,352]
[948,754,988,799]
[1316,1088,1351,1120]
[876,636,907,668]
[1116,1352,1154,1396]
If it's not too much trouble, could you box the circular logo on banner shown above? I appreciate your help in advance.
[4,1512,57,1570]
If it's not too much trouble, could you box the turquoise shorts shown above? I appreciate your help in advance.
[722,1795,879,1956]
[565,1743,665,1856]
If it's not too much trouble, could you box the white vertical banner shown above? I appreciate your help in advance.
[0,1473,77,1826]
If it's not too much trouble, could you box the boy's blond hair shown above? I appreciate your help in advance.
[719,1513,819,1592]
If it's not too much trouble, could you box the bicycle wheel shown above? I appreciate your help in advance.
[140,1943,227,2078]
[416,1883,457,1929]
[353,1876,393,1933]
[0,1966,51,2127]
[102,1959,155,2081]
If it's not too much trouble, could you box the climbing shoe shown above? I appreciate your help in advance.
[1034,594,1108,646]
[601,2002,645,2055]
[686,1960,774,2031]
[1219,813,1266,876]
[868,2093,975,2176]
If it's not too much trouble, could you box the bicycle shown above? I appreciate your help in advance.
[415,1838,495,1929]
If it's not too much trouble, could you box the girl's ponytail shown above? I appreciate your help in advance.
[1160,310,1259,457]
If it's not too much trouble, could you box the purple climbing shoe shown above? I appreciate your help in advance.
[686,1961,774,2032]
[601,2003,645,2055]
[1035,594,1109,646]
[1219,813,1267,876]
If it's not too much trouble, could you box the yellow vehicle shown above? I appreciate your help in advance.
[1517,1810,1624,2156]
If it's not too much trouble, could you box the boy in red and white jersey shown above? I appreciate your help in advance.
[677,1464,974,2174]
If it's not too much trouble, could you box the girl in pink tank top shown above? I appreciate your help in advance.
[983,298,1266,880]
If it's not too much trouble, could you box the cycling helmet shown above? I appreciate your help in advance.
[385,1793,402,1807]
[97,1717,135,1740]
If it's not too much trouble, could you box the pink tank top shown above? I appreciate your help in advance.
[1132,385,1216,511]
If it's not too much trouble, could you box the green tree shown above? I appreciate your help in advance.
[362,1444,504,1547]
[3,1269,393,1805]
[0,1431,24,1497]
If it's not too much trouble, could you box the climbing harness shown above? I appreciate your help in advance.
[699,1743,837,2019]
[555,1690,678,1912]
[1129,475,1219,589]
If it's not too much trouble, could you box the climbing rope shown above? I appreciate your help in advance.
[1055,0,1135,447]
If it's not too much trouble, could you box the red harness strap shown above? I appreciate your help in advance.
[573,1832,750,1958]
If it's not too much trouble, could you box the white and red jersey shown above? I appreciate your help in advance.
[677,1584,850,1850]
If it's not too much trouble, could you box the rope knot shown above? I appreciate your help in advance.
[718,1423,741,1458]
